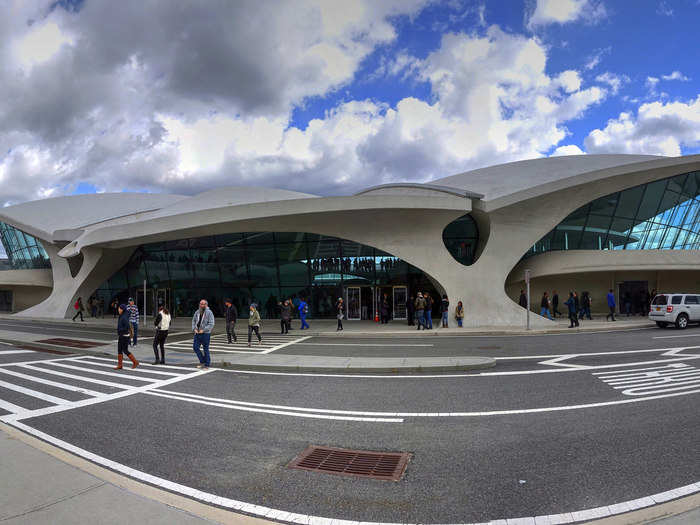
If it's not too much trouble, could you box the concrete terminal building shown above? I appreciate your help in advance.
[1,154,700,327]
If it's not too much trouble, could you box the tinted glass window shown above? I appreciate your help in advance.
[672,296,683,304]
[652,295,668,305]
[684,295,698,304]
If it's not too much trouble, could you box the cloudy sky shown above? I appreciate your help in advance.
[1,0,699,207]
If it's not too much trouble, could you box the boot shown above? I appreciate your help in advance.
[127,353,139,369]
[114,354,123,370]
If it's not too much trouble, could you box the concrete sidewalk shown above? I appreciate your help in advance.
[0,312,654,336]
[0,423,264,525]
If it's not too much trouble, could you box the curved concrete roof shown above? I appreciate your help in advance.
[433,154,663,202]
[0,192,188,241]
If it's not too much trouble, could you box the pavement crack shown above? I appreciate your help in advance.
[0,481,107,522]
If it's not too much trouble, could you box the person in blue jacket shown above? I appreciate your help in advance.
[298,297,310,330]
[564,292,579,328]
[606,289,616,321]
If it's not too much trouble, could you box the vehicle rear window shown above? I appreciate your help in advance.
[652,295,668,305]
[684,295,699,304]
[672,296,683,304]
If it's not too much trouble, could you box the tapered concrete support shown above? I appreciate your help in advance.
[16,243,134,319]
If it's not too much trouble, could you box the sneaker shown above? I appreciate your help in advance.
[258,339,262,345]
[202,366,209,370]
[196,364,204,369]
[247,343,251,347]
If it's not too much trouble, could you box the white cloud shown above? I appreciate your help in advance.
[595,72,630,94]
[584,96,700,156]
[551,145,585,156]
[527,0,606,27]
[661,70,689,81]
[584,46,611,70]
[556,70,582,93]
[12,21,73,70]
[656,1,674,16]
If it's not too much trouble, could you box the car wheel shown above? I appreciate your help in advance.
[676,314,689,330]
[656,321,668,328]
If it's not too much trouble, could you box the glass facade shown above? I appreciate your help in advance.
[525,170,700,257]
[442,213,479,265]
[0,222,51,270]
[95,232,439,318]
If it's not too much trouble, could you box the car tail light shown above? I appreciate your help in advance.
[667,305,674,313]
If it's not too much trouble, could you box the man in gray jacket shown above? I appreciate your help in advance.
[192,299,215,369]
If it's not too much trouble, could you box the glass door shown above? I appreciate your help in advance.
[346,287,361,320]
[393,286,407,320]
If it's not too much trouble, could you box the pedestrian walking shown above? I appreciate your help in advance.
[248,304,263,346]
[606,289,616,321]
[192,299,214,369]
[114,304,139,369]
[380,293,390,324]
[424,293,433,329]
[540,292,552,320]
[90,296,98,318]
[72,296,85,322]
[224,299,238,342]
[110,299,118,318]
[278,299,292,334]
[126,297,139,346]
[336,297,344,331]
[414,292,426,330]
[573,292,580,321]
[579,291,592,320]
[455,301,464,327]
[440,294,450,327]
[298,297,310,330]
[407,295,415,326]
[552,290,560,318]
[152,305,171,364]
[518,289,527,308]
[565,292,579,328]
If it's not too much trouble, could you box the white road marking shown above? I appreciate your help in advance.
[0,367,104,397]
[165,333,312,355]
[5,420,699,525]
[296,342,434,347]
[653,333,700,339]
[68,358,182,376]
[145,391,403,422]
[0,369,213,422]
[18,364,138,389]
[0,356,79,368]
[0,349,37,355]
[0,378,69,404]
[0,398,25,413]
[46,361,156,382]
[81,356,191,371]
[594,362,700,396]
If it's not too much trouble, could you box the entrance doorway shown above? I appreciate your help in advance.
[393,286,407,320]
[617,281,649,315]
[344,286,378,320]
[149,287,171,316]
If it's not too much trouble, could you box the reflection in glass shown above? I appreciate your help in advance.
[525,171,700,257]
[0,222,51,270]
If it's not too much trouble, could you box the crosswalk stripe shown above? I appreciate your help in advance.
[0,350,37,355]
[48,362,155,382]
[0,367,104,397]
[69,358,182,376]
[79,356,192,372]
[0,398,25,413]
[19,364,131,389]
[0,378,69,404]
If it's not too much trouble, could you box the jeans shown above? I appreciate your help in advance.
[248,325,261,343]
[193,332,211,366]
[226,321,237,342]
[130,322,139,345]
[540,307,552,320]
[569,312,579,327]
[579,307,591,320]
[457,318,463,327]
[415,309,424,329]
[425,311,433,329]
[300,314,309,329]
[441,311,448,327]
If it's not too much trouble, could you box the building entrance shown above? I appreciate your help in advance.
[618,281,650,315]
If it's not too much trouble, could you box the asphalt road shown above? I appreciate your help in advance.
[0,326,698,523]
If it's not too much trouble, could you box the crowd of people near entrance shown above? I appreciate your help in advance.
[518,287,657,328]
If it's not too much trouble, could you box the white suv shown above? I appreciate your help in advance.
[649,293,700,329]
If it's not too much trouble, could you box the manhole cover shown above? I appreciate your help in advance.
[288,446,410,481]
[37,338,106,348]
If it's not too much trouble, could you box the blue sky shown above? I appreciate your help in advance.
[0,0,698,207]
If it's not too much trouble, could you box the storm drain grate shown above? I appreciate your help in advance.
[288,446,410,481]
[37,338,106,348]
